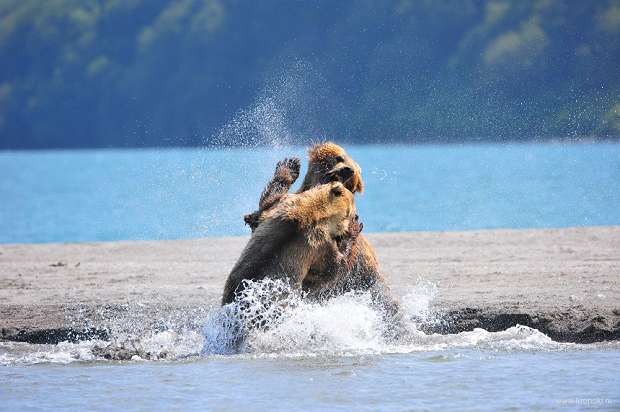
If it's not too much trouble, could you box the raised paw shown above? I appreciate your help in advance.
[275,157,301,184]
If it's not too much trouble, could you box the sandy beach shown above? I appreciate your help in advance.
[1,226,619,344]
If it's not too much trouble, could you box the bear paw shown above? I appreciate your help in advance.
[336,214,363,263]
[275,157,301,184]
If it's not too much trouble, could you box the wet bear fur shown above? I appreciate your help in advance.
[244,142,401,322]
[223,181,357,305]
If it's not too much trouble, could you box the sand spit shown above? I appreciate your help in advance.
[1,227,618,344]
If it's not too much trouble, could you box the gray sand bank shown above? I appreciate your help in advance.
[1,227,619,344]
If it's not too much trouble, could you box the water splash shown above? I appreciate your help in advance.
[213,95,292,148]
[190,62,334,236]
[200,279,577,358]
[202,279,293,354]
[203,279,388,356]
[210,60,341,148]
[247,291,387,355]
[0,279,606,366]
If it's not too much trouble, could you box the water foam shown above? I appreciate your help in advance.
[202,280,389,356]
[201,279,568,358]
[0,279,593,366]
[0,340,103,366]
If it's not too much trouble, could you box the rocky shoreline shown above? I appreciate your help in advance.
[1,227,619,345]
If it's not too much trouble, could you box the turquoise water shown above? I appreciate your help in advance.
[1,142,619,243]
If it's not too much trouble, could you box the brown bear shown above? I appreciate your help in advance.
[222,181,359,305]
[244,142,400,318]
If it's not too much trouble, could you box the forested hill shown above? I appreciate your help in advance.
[1,0,619,149]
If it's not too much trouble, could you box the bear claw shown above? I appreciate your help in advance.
[275,157,301,183]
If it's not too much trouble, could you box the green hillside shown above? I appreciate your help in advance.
[1,0,619,148]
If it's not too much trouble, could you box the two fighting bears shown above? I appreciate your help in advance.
[222,142,399,318]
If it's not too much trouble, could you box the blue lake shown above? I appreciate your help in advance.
[1,142,619,243]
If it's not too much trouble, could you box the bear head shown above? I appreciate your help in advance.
[299,142,364,194]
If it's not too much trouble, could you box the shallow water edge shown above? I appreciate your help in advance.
[2,227,619,351]
[2,282,620,367]
[1,241,619,411]
[2,304,618,347]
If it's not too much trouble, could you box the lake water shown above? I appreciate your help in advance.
[1,284,619,411]
[2,142,620,410]
[2,348,619,411]
[1,142,619,243]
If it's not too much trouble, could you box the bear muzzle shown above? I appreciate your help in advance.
[327,165,354,183]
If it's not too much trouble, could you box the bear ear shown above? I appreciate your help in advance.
[355,177,364,194]
[352,166,364,194]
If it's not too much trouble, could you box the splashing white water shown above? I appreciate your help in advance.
[200,279,574,358]
[0,341,102,366]
[203,280,390,355]
[247,292,387,355]
[214,95,292,148]
[212,61,320,148]
[0,279,602,366]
